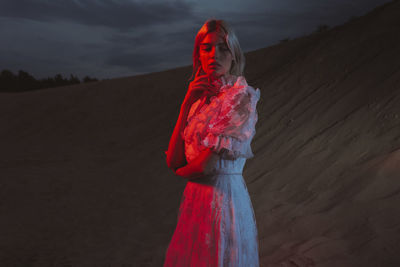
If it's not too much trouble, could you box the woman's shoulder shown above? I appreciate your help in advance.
[221,75,260,100]
[222,74,241,86]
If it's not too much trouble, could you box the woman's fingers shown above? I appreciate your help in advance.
[189,67,219,95]
[190,82,214,93]
[194,74,208,83]
[195,66,203,77]
[190,76,209,91]
[194,67,211,82]
[195,66,208,78]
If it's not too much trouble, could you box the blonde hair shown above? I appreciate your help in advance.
[189,19,245,81]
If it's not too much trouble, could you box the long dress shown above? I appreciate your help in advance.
[164,74,261,267]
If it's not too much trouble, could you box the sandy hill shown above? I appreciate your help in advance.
[1,1,400,266]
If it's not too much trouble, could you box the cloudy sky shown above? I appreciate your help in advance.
[0,0,391,80]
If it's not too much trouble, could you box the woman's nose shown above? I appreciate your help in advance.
[210,46,220,59]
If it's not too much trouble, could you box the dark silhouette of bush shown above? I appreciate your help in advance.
[0,69,17,92]
[17,70,39,91]
[69,74,80,84]
[83,76,98,83]
[0,69,99,93]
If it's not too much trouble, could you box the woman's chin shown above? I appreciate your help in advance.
[208,71,224,81]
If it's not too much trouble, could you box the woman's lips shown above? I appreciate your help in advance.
[209,62,221,68]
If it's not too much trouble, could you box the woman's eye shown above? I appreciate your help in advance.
[201,45,228,52]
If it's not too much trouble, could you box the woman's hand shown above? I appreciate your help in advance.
[174,148,217,180]
[183,67,216,107]
[174,163,203,179]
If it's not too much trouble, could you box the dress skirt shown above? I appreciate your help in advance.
[163,169,260,267]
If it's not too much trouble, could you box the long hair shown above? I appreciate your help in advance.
[188,19,245,81]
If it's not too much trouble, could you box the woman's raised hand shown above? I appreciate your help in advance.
[183,68,216,105]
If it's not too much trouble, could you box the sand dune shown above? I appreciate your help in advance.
[1,1,400,266]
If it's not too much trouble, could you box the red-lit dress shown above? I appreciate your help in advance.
[164,74,260,267]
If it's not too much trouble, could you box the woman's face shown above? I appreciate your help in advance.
[199,30,233,80]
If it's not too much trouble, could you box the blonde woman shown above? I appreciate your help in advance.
[164,19,260,266]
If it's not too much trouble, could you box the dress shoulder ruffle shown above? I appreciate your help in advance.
[183,75,260,162]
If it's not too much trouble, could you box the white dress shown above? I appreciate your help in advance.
[164,74,261,267]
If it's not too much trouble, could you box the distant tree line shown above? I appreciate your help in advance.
[0,69,99,92]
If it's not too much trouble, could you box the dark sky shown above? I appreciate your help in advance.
[0,0,391,80]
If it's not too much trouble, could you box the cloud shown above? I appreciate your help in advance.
[103,22,199,72]
[104,43,192,73]
[0,0,196,30]
[0,0,391,79]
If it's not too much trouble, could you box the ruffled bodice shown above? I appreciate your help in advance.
[182,74,260,168]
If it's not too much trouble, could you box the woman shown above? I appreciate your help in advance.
[164,19,261,266]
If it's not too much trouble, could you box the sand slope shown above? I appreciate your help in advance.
[1,1,399,266]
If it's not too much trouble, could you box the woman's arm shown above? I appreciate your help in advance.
[166,68,216,171]
[175,147,219,179]
[165,99,192,171]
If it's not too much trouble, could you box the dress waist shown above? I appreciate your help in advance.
[211,171,242,175]
[191,171,243,184]
[205,157,247,176]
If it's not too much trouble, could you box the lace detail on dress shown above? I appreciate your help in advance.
[183,75,260,163]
